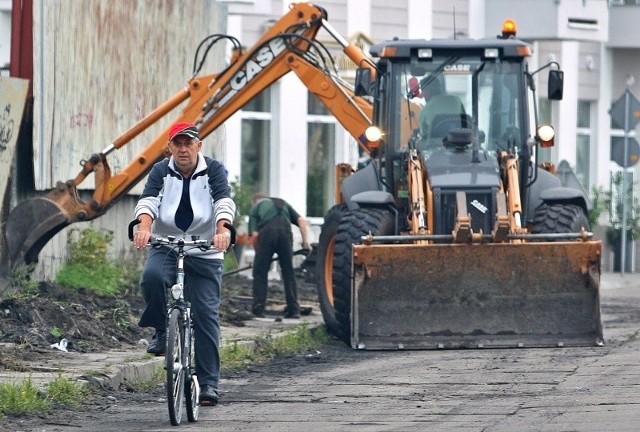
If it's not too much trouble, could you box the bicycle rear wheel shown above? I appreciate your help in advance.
[185,318,199,422]
[166,308,185,426]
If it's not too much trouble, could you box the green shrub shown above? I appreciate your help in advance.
[221,342,254,370]
[122,366,164,392]
[600,172,640,244]
[0,378,50,416]
[230,178,254,224]
[223,250,238,272]
[0,375,87,417]
[56,261,122,295]
[221,324,330,371]
[588,185,606,228]
[7,264,39,295]
[260,324,329,358]
[46,374,87,407]
[56,228,125,295]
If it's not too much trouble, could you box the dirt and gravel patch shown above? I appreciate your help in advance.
[0,270,319,372]
[0,269,324,431]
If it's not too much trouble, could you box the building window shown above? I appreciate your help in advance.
[244,88,270,113]
[576,100,592,188]
[308,91,328,115]
[241,89,271,195]
[307,94,336,217]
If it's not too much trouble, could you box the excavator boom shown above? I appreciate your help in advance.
[6,2,374,268]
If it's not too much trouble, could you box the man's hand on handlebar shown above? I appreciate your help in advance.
[133,214,153,249]
[213,219,234,251]
[212,231,232,252]
[134,228,152,249]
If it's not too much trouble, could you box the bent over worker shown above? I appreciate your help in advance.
[248,193,311,318]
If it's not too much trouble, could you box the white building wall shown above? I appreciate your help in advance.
[224,13,244,182]
[467,0,485,39]
[273,74,309,214]
[317,0,348,35]
[371,0,408,41]
[408,0,432,39]
[0,2,10,75]
[556,41,580,166]
[340,0,371,169]
[578,41,600,100]
[596,45,613,189]
[348,0,370,36]
[433,0,468,39]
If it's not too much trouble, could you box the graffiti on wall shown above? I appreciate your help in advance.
[0,77,29,184]
[0,104,14,151]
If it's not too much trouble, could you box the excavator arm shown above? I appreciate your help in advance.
[5,2,375,268]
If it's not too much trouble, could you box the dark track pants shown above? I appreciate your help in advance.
[139,246,222,388]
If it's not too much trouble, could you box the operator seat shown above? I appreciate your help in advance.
[419,94,468,146]
[430,113,474,141]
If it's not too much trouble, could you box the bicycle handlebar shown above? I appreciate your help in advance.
[149,235,215,251]
[127,219,237,248]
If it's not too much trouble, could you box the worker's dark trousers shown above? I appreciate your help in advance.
[252,217,299,315]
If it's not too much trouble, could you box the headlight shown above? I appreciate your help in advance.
[537,125,555,147]
[365,126,383,142]
[171,283,183,300]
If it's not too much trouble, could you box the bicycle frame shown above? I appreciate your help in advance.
[158,236,206,425]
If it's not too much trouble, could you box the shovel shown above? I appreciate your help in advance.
[224,248,313,316]
[224,248,310,277]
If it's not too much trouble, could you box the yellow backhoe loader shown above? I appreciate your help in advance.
[313,20,602,349]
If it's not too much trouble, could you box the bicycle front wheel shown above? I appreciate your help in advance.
[166,308,185,426]
[185,318,199,422]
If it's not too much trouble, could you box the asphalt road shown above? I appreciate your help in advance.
[11,273,640,432]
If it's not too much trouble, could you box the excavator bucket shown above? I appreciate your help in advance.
[351,241,603,350]
[5,194,73,269]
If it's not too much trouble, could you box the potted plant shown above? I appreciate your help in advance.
[230,178,255,263]
[596,172,640,272]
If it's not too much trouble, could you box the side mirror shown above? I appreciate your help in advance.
[354,68,372,96]
[548,70,564,100]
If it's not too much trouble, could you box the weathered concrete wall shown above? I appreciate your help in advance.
[21,0,227,280]
[32,0,226,192]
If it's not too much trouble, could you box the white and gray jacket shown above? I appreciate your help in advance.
[134,153,235,259]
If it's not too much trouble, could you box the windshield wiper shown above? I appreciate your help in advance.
[419,56,460,93]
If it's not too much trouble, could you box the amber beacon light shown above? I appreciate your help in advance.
[502,19,517,38]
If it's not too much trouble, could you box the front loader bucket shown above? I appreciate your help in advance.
[351,241,602,350]
[5,196,72,269]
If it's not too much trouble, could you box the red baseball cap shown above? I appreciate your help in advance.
[168,122,199,141]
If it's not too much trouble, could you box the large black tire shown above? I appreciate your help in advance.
[315,204,350,340]
[332,207,395,344]
[531,203,590,234]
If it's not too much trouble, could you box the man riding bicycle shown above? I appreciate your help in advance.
[132,121,235,406]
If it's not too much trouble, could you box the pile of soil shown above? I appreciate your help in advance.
[0,272,319,372]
